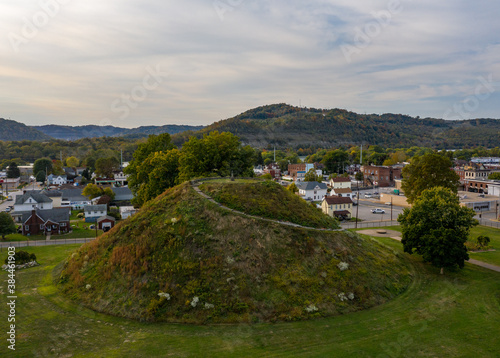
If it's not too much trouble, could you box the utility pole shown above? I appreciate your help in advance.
[355,181,360,229]
[391,197,393,222]
[360,144,363,167]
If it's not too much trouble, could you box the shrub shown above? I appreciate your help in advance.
[4,250,36,265]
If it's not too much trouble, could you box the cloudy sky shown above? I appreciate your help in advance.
[1,0,499,128]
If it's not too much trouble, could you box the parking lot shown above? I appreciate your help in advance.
[353,198,405,222]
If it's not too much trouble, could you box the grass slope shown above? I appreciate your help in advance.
[1,238,500,357]
[199,179,339,229]
[59,182,410,324]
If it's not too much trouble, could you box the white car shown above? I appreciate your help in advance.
[371,208,385,214]
[364,193,373,198]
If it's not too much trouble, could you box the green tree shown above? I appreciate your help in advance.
[304,168,322,182]
[82,183,103,199]
[401,153,459,204]
[287,182,298,193]
[66,156,79,168]
[6,162,20,178]
[488,172,500,180]
[322,149,348,173]
[477,236,490,248]
[355,171,364,182]
[35,170,46,183]
[133,149,180,206]
[260,173,272,180]
[398,187,477,274]
[0,212,17,241]
[33,158,52,177]
[178,131,254,182]
[52,160,65,175]
[125,133,177,202]
[95,157,120,178]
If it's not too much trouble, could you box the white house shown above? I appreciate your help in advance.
[47,174,68,186]
[83,204,107,223]
[114,171,129,186]
[321,196,354,219]
[331,187,355,200]
[296,181,328,201]
[119,206,137,219]
[330,177,352,189]
[14,191,53,212]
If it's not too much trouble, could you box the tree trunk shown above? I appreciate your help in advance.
[440,267,444,275]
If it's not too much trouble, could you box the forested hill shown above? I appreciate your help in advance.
[171,104,500,149]
[0,118,52,141]
[33,124,206,140]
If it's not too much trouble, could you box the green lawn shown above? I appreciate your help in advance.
[2,225,102,242]
[1,237,499,357]
[469,226,500,266]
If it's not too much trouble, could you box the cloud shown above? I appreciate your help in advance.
[0,0,499,127]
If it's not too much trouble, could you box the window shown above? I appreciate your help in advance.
[61,223,66,227]
[40,225,44,229]
[25,225,29,231]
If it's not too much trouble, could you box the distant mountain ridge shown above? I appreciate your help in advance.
[0,118,52,141]
[32,124,205,140]
[171,104,500,149]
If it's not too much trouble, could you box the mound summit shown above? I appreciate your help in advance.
[59,179,411,323]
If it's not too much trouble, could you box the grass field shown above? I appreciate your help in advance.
[1,236,499,357]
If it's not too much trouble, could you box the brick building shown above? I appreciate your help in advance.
[360,165,402,187]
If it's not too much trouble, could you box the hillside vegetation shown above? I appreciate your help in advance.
[172,103,500,148]
[0,118,52,141]
[199,179,339,229]
[59,181,411,324]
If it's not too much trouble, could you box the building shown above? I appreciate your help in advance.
[114,171,129,186]
[296,181,328,201]
[0,177,20,191]
[112,187,134,202]
[288,163,315,181]
[97,215,116,231]
[465,179,500,194]
[329,177,352,189]
[84,204,107,223]
[361,165,402,187]
[263,163,281,180]
[61,189,92,209]
[21,208,70,236]
[321,196,354,219]
[119,206,137,219]
[14,191,53,212]
[47,174,68,186]
[331,187,355,200]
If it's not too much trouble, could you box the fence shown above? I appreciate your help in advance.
[0,237,96,251]
[477,220,500,229]
[340,220,400,229]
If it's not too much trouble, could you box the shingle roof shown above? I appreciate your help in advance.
[98,215,116,222]
[332,188,353,194]
[112,187,133,200]
[296,181,328,190]
[331,177,351,183]
[15,192,53,205]
[84,204,107,212]
[22,208,70,223]
[323,196,353,205]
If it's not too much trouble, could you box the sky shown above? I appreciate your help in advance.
[1,0,499,128]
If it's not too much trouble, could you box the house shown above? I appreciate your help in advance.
[21,208,70,236]
[111,187,134,202]
[83,204,107,223]
[114,171,129,186]
[331,187,355,200]
[288,163,315,181]
[361,165,402,187]
[321,196,354,220]
[296,181,328,201]
[61,189,91,209]
[97,215,116,231]
[263,163,281,180]
[47,174,68,186]
[330,177,352,189]
[119,206,137,219]
[0,177,20,191]
[14,191,53,212]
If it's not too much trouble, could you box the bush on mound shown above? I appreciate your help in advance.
[59,182,411,324]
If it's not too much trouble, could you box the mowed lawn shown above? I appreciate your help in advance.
[0,238,500,357]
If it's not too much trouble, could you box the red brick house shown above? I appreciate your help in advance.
[361,165,402,187]
[21,208,70,236]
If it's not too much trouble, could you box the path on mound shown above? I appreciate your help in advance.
[357,229,500,274]
[190,180,343,232]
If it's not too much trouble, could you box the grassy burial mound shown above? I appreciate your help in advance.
[59,182,412,324]
[199,179,339,229]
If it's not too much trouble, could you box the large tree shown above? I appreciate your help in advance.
[95,157,120,178]
[304,168,322,182]
[6,162,20,178]
[125,133,177,204]
[33,158,52,177]
[322,149,349,173]
[66,156,79,168]
[0,212,17,241]
[401,153,459,204]
[133,149,180,206]
[398,187,477,274]
[178,131,254,182]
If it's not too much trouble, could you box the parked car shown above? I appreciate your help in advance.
[364,193,373,198]
[5,207,11,212]
[371,208,385,214]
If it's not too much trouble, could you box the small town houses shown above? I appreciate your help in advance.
[321,196,354,220]
[296,181,328,201]
[21,208,70,236]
